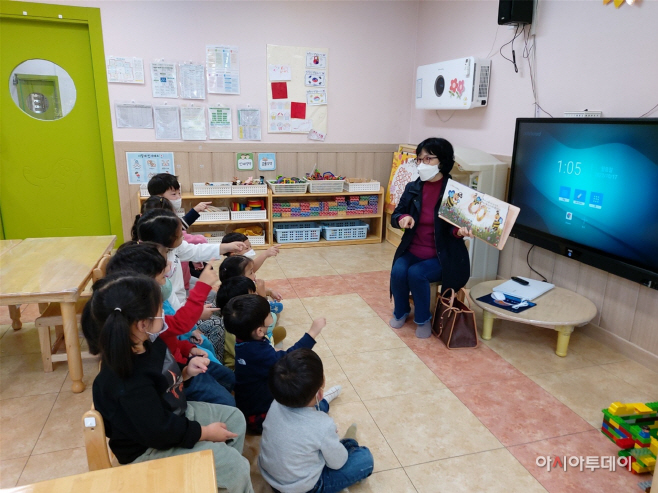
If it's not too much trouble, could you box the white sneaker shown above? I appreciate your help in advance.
[323,385,342,403]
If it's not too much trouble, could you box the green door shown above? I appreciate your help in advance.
[1,5,119,239]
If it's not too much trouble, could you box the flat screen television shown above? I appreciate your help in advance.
[508,118,658,289]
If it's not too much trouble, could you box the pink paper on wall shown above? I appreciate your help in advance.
[291,102,306,119]
[271,82,288,99]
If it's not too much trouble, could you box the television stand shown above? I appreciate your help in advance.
[469,280,597,357]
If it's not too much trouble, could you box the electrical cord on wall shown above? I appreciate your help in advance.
[639,103,658,117]
[522,22,554,118]
[526,244,548,282]
[435,110,455,123]
[499,24,523,70]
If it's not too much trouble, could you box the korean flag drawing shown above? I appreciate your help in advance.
[305,70,326,87]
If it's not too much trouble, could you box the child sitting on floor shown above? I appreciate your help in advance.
[223,294,325,433]
[98,242,235,407]
[259,348,373,493]
[220,236,283,313]
[219,256,286,348]
[83,273,252,493]
[147,173,212,229]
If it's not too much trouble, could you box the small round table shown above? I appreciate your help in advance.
[469,280,597,357]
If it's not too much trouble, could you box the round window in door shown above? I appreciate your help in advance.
[9,59,76,121]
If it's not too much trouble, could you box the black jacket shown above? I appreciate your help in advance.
[390,176,470,294]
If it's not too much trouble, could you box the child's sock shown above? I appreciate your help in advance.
[343,423,357,441]
[415,321,432,339]
[323,385,342,403]
[270,300,284,314]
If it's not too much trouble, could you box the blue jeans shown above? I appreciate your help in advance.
[391,252,442,324]
[185,361,236,407]
[309,439,374,493]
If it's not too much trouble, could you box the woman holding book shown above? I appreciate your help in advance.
[389,137,474,338]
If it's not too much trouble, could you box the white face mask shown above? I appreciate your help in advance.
[148,315,169,342]
[417,163,440,181]
[244,249,257,259]
[170,198,182,210]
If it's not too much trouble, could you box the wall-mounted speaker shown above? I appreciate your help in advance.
[498,0,534,25]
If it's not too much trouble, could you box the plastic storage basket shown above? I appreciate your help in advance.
[321,220,369,241]
[200,231,226,244]
[230,210,267,221]
[198,207,230,222]
[343,179,380,193]
[274,222,322,243]
[140,184,149,197]
[176,207,185,218]
[307,179,345,194]
[231,184,268,195]
[267,180,309,195]
[246,232,266,246]
[193,182,232,196]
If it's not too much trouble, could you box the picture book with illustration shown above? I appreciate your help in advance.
[438,179,519,250]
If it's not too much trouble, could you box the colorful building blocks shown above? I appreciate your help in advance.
[601,401,658,474]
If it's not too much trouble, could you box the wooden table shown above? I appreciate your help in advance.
[3,449,217,493]
[469,280,597,357]
[0,236,116,392]
[0,240,24,330]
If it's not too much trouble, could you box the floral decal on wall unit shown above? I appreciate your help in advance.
[449,78,465,99]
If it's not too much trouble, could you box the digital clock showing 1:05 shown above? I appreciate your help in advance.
[558,160,582,175]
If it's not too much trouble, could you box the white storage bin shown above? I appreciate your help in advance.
[176,207,185,218]
[230,210,267,221]
[267,180,309,195]
[231,184,268,195]
[307,179,345,193]
[343,179,380,193]
[193,182,232,196]
[246,232,266,246]
[198,207,230,222]
[199,231,226,244]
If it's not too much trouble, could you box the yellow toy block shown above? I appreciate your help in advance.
[609,402,634,416]
[650,437,658,456]
[634,403,653,414]
[632,462,650,474]
[642,456,656,468]
[610,419,621,429]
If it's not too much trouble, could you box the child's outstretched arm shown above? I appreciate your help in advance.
[255,278,282,301]
[219,241,248,256]
[252,245,279,273]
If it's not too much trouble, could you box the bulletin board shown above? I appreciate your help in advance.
[266,44,328,139]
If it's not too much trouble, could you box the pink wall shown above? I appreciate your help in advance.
[29,0,419,143]
[411,0,658,155]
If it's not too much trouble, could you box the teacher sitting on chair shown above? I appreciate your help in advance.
[390,137,474,338]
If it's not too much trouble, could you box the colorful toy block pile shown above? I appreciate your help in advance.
[272,195,378,218]
[231,199,265,211]
[601,401,658,474]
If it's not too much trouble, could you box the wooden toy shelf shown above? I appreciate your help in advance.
[137,187,385,249]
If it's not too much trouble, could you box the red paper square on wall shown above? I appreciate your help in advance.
[291,102,306,119]
[271,82,288,99]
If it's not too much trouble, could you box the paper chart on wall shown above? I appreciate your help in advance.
[179,63,206,99]
[208,106,232,140]
[126,152,174,184]
[180,106,207,141]
[237,107,261,141]
[151,62,178,98]
[266,45,328,137]
[268,64,292,81]
[153,105,181,140]
[268,101,291,133]
[115,102,153,128]
[206,45,240,95]
[107,56,144,84]
[305,70,325,87]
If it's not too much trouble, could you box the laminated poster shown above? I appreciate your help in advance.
[208,106,232,140]
[126,152,174,184]
[306,52,327,69]
[180,106,206,141]
[305,70,325,87]
[107,56,144,84]
[206,45,240,95]
[306,89,327,105]
[269,101,291,133]
[236,153,254,171]
[151,62,178,98]
[153,105,181,140]
[115,102,153,128]
[438,179,520,250]
[258,153,276,171]
[179,63,206,99]
[237,107,261,141]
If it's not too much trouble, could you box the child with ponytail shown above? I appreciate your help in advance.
[84,273,252,493]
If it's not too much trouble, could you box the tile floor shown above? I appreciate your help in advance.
[0,242,655,492]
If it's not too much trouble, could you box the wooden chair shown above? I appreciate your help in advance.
[409,282,442,317]
[82,406,113,471]
[35,254,110,372]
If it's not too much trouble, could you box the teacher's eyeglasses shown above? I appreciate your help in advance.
[417,156,438,165]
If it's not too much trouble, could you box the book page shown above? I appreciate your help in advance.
[439,179,518,250]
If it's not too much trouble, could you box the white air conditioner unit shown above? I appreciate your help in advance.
[415,57,491,110]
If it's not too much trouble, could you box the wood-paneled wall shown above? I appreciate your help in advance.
[498,237,658,371]
[114,142,398,241]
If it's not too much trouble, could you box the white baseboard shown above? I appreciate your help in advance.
[579,323,658,373]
